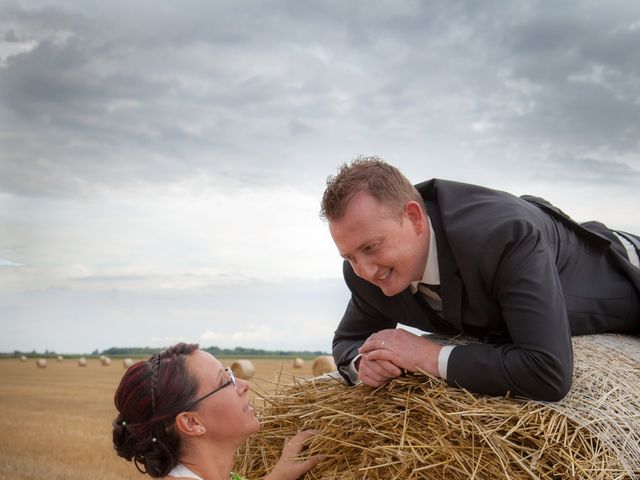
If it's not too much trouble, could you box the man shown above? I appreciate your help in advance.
[321,157,640,401]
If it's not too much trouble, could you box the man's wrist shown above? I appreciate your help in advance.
[415,339,443,377]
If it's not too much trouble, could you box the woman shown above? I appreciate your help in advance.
[113,343,321,479]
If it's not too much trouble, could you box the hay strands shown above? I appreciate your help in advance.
[236,334,640,479]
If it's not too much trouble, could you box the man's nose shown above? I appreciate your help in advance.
[352,257,376,281]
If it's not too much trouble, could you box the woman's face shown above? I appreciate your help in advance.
[187,350,260,443]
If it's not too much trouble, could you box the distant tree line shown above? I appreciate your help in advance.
[3,346,329,358]
[101,346,328,357]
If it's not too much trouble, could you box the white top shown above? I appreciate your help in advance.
[167,463,204,480]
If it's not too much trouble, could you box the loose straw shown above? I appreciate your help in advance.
[235,334,640,479]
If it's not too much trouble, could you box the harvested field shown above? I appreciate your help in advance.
[3,335,638,480]
[0,356,317,480]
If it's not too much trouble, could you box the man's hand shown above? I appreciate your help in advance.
[357,329,442,387]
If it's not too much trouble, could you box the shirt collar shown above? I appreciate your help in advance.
[410,215,440,293]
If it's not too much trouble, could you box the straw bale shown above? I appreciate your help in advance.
[236,334,640,479]
[56,355,64,362]
[231,360,255,379]
[101,357,112,366]
[122,358,134,369]
[311,356,336,376]
[292,357,305,369]
[36,358,47,368]
[19,355,27,362]
[77,357,87,367]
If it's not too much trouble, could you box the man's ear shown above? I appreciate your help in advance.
[175,412,206,437]
[404,201,426,233]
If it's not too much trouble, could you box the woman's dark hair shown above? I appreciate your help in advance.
[113,343,200,477]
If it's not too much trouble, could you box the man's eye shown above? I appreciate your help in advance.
[364,243,378,253]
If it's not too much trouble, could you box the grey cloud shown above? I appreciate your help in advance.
[534,156,640,186]
[2,0,640,199]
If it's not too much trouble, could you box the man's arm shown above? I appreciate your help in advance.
[445,219,574,401]
[352,219,574,400]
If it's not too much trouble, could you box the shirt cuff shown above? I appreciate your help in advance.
[437,345,456,380]
[346,354,362,385]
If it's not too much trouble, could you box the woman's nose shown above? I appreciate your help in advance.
[236,378,250,394]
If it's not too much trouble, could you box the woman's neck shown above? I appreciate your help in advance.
[178,439,237,480]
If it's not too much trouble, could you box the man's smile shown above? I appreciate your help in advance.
[377,268,391,282]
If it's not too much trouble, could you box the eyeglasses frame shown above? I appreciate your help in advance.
[183,367,237,411]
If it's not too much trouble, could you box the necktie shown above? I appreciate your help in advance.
[417,283,442,303]
[414,283,454,333]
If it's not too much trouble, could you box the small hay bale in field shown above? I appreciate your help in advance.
[19,355,27,362]
[122,358,134,369]
[292,357,304,369]
[236,334,640,479]
[36,358,47,368]
[56,355,63,362]
[311,355,336,376]
[77,357,87,367]
[231,360,255,379]
[101,356,112,366]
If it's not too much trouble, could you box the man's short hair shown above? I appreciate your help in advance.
[320,156,424,221]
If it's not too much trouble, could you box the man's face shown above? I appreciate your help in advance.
[329,191,429,296]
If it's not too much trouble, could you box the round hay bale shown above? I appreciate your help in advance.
[236,335,640,479]
[77,357,87,367]
[311,355,336,376]
[101,356,112,366]
[122,358,134,369]
[56,355,64,362]
[292,357,304,369]
[36,358,47,368]
[230,360,255,379]
[19,355,27,362]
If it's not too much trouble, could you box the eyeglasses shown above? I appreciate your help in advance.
[184,367,237,411]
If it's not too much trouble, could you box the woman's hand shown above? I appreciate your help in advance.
[263,430,322,480]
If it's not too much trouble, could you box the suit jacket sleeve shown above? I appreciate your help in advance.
[332,261,398,384]
[446,217,574,401]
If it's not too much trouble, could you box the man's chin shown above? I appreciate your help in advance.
[379,283,406,297]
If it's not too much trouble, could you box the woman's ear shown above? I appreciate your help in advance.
[404,201,426,234]
[175,412,206,437]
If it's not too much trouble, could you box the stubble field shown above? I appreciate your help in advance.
[0,356,317,480]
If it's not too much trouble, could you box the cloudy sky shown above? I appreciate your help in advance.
[1,0,639,354]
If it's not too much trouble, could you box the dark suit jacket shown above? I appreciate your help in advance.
[332,179,640,401]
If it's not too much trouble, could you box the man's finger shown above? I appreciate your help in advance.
[358,360,389,385]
